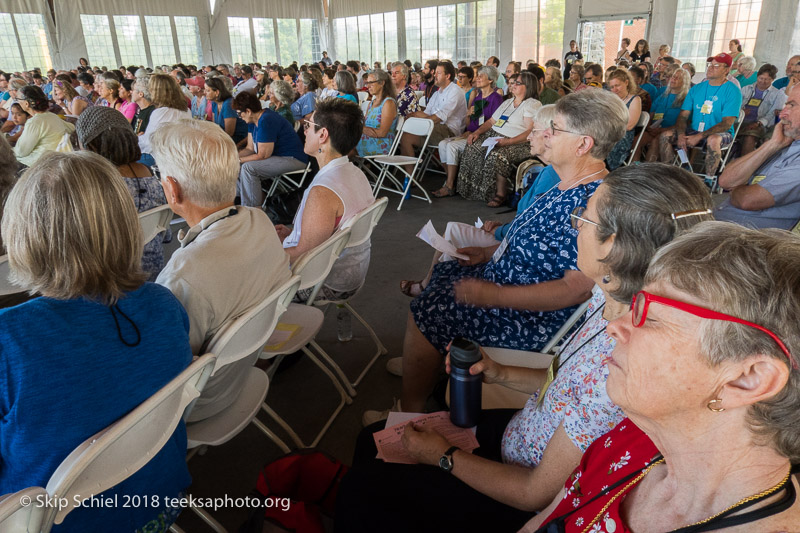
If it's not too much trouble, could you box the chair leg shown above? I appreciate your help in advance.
[189,505,228,533]
[308,340,358,397]
[261,402,306,448]
[344,302,388,387]
[301,345,351,446]
[251,417,292,453]
[169,524,187,533]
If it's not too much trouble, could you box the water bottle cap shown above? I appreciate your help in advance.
[449,337,481,369]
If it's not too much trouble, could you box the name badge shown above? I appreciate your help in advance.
[747,98,763,107]
[492,238,509,263]
[751,175,767,185]
[700,100,713,115]
[494,115,509,128]
[698,122,706,132]
[653,112,664,120]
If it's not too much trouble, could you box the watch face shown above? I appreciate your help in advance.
[439,454,453,472]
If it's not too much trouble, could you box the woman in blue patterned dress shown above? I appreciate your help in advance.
[339,162,714,533]
[76,106,171,281]
[356,69,397,157]
[365,90,629,419]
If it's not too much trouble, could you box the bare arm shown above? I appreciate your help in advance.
[283,186,343,263]
[519,488,568,533]
[719,122,792,189]
[402,421,583,511]
[700,115,735,138]
[454,269,594,312]
[240,142,274,163]
[674,110,690,135]
[362,99,397,138]
[223,117,237,137]
[729,184,775,210]
[71,98,88,116]
[625,96,642,131]
[467,117,496,143]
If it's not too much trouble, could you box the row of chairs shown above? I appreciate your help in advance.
[0,198,390,533]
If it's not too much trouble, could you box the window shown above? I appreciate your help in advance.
[80,14,117,68]
[476,0,496,61]
[346,17,360,61]
[673,0,762,68]
[405,9,421,65]
[438,5,456,60]
[277,18,298,63]
[512,0,562,63]
[334,18,348,60]
[174,16,202,65]
[253,18,277,64]
[299,19,313,64]
[145,16,176,66]
[228,17,253,64]
[371,13,384,66]
[420,7,437,62]
[13,14,51,71]
[358,15,371,64]
[0,14,23,71]
[384,12,398,63]
[113,16,147,66]
[513,0,538,63]
[538,0,564,63]
[457,3,477,63]
[311,19,323,64]
[711,0,762,58]
[792,5,800,54]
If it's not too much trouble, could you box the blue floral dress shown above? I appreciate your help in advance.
[410,180,600,353]
[124,176,172,281]
[356,97,397,157]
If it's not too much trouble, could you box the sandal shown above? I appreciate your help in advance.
[487,194,507,208]
[431,185,456,198]
[400,279,425,298]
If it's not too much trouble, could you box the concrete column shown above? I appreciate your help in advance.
[498,0,514,64]
[649,0,678,49]
[754,0,799,66]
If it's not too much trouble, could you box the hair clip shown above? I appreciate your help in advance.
[671,208,712,220]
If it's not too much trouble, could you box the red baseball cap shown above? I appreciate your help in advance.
[706,53,733,67]
[185,76,205,88]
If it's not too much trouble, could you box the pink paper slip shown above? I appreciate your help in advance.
[373,411,480,464]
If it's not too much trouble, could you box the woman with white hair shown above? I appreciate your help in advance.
[736,55,758,87]
[0,151,193,532]
[269,79,297,126]
[432,65,504,198]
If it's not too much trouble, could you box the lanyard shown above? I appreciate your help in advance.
[497,98,523,120]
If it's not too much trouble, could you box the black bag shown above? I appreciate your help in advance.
[265,187,304,226]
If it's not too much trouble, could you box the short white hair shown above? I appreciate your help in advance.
[150,119,239,208]
[738,56,757,72]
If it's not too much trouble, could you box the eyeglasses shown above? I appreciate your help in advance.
[631,291,797,370]
[303,119,321,131]
[151,164,162,180]
[513,80,525,86]
[570,206,600,230]
[364,80,380,85]
[550,120,584,137]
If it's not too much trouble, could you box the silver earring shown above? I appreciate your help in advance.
[602,275,611,284]
[318,148,322,153]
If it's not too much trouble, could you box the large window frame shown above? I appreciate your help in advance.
[13,13,52,71]
[334,12,398,66]
[405,1,496,65]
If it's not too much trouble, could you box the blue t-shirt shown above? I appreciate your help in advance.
[496,165,561,240]
[681,80,742,135]
[0,283,193,532]
[736,72,758,87]
[773,76,790,90]
[212,98,248,143]
[291,92,317,121]
[251,109,308,163]
[640,82,659,103]
[651,92,682,128]
[337,93,358,104]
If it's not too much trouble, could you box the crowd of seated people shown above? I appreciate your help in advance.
[1,37,800,533]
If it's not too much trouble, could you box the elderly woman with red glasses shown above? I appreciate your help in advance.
[523,221,800,533]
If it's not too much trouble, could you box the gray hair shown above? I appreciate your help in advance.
[533,104,556,127]
[150,119,239,208]
[9,79,26,92]
[393,62,409,78]
[478,65,499,88]
[595,164,713,303]
[133,75,151,101]
[270,80,295,107]
[645,221,800,463]
[556,89,627,160]
[134,68,148,78]
[738,55,757,74]
[1,151,145,304]
[334,70,357,96]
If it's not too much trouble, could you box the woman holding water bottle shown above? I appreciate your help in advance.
[334,164,714,533]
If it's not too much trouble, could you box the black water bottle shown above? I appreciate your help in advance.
[449,337,482,428]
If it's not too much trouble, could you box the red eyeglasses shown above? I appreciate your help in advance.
[631,291,797,370]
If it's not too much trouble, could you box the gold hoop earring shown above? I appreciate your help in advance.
[707,398,725,412]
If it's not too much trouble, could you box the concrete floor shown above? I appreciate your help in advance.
[170,180,518,532]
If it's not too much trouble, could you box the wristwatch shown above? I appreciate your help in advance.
[438,446,459,473]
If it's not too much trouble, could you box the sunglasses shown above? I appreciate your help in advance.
[631,291,797,370]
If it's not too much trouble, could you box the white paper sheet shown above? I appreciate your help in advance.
[475,217,483,229]
[677,148,690,165]
[416,220,469,260]
[481,136,503,160]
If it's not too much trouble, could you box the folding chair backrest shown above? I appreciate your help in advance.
[138,204,173,246]
[541,295,593,354]
[204,276,301,372]
[0,487,48,533]
[291,228,352,295]
[625,111,650,166]
[357,91,368,103]
[401,117,434,138]
[340,197,388,249]
[0,255,21,297]
[43,354,217,529]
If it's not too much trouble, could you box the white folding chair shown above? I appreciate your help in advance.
[623,111,650,166]
[41,354,217,532]
[138,204,173,246]
[357,116,404,185]
[0,487,48,533]
[0,255,22,297]
[260,228,354,447]
[261,162,312,207]
[313,198,389,388]
[357,91,368,104]
[371,117,435,211]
